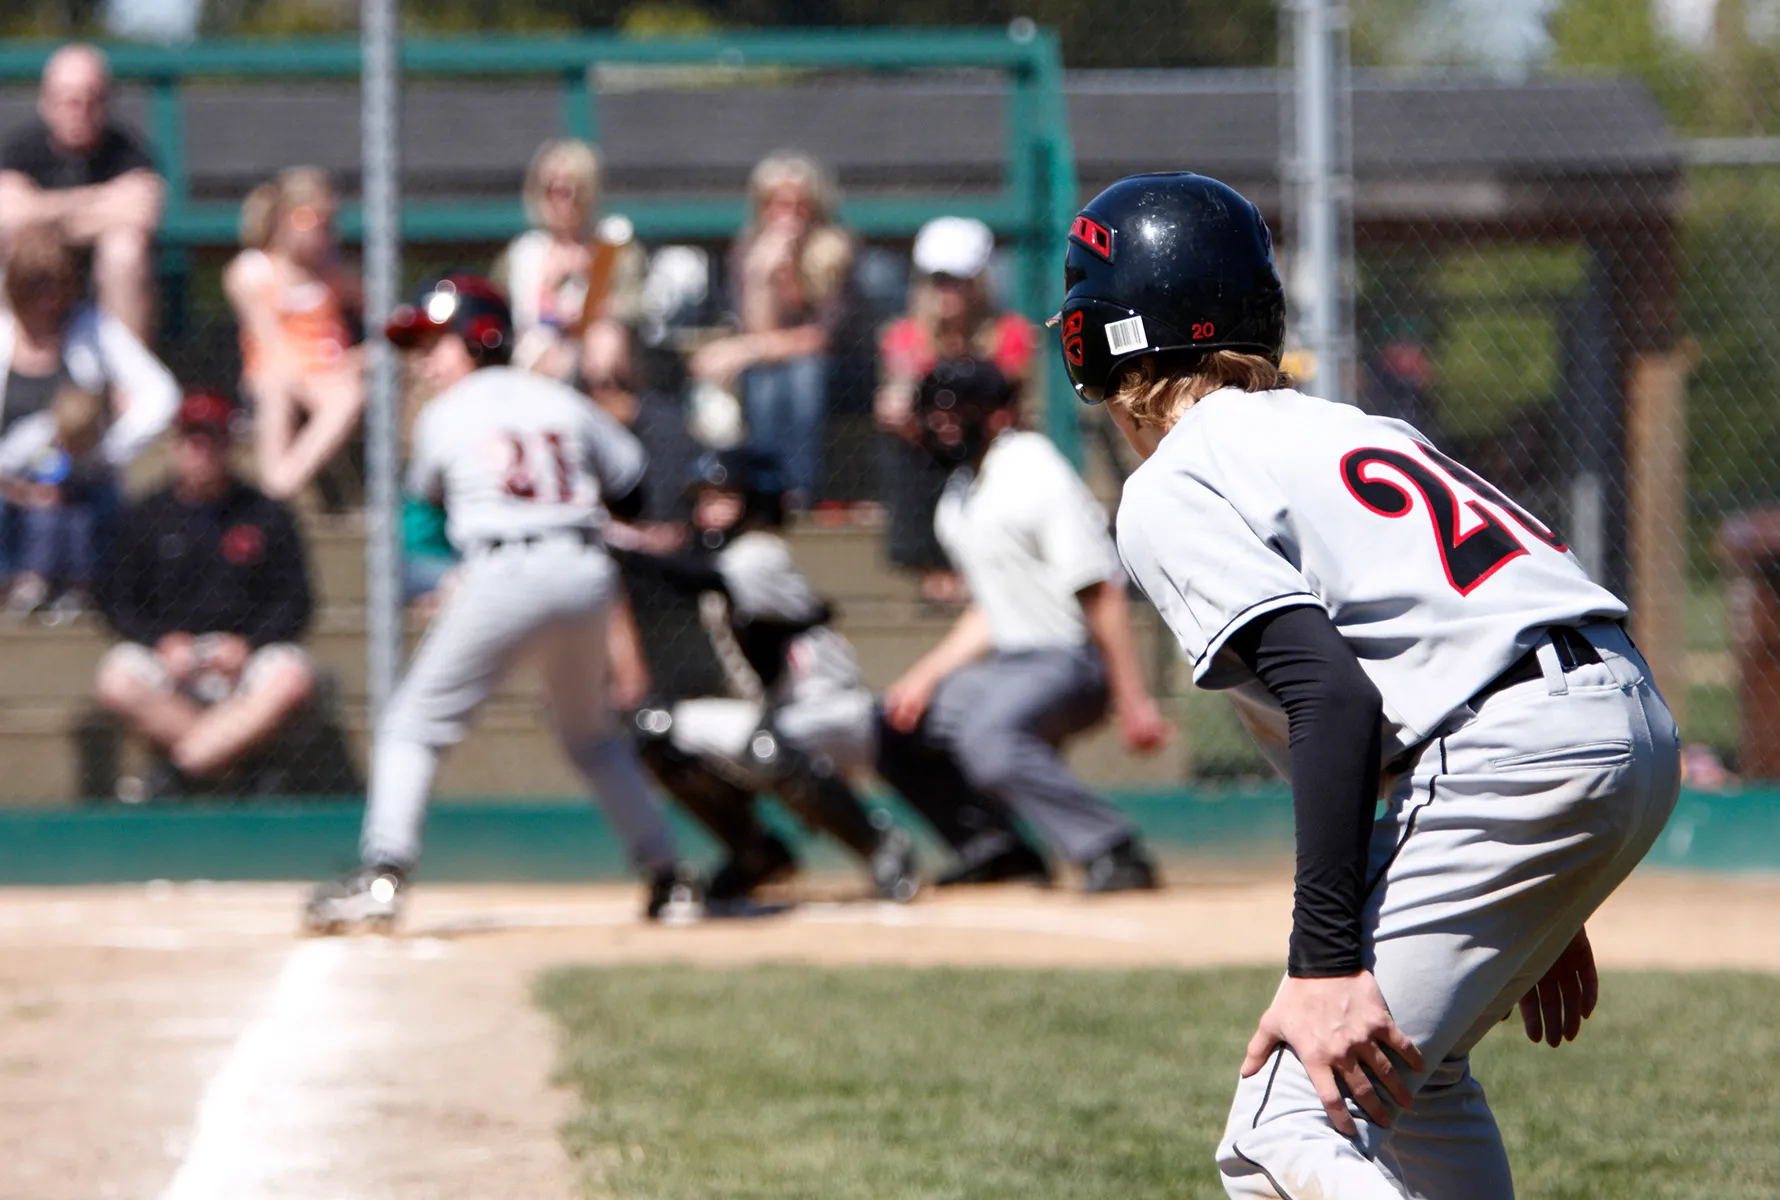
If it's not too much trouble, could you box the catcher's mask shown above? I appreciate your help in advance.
[914,357,1019,467]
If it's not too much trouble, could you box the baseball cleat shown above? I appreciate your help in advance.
[303,864,407,935]
[869,825,921,903]
[1081,838,1163,894]
[645,864,705,924]
[705,836,797,909]
[935,843,1053,888]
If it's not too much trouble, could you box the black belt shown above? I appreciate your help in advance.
[1473,626,1602,704]
[478,528,600,554]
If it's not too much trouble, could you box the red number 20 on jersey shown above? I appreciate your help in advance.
[1341,442,1567,596]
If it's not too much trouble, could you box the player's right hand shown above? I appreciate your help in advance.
[1240,971,1424,1135]
[882,671,936,734]
[1515,927,1597,1047]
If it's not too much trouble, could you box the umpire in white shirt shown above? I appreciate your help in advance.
[881,358,1169,891]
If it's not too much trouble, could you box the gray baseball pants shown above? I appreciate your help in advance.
[908,643,1135,864]
[359,540,677,874]
[1216,622,1680,1199]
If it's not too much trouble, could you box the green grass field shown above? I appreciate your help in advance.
[539,965,1780,1199]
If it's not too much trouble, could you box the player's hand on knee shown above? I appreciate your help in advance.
[1240,971,1423,1136]
[1517,927,1598,1047]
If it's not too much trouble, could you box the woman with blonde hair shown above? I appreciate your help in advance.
[691,150,854,511]
[876,216,1037,603]
[224,166,364,501]
[493,138,641,389]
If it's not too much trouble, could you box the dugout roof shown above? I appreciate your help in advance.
[0,68,1681,230]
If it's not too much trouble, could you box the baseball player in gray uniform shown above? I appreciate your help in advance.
[881,357,1171,891]
[1057,173,1680,1197]
[621,446,920,907]
[305,274,695,933]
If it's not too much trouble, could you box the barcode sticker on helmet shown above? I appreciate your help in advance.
[1105,315,1148,355]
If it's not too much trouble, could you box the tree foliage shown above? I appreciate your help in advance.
[199,0,1278,68]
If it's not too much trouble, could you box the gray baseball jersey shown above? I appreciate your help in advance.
[1115,387,1627,760]
[358,365,675,877]
[407,365,646,550]
[935,429,1121,651]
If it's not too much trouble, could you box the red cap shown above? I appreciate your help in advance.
[176,391,234,436]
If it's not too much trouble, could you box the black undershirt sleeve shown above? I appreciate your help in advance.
[610,546,729,596]
[1225,603,1384,978]
[606,479,647,522]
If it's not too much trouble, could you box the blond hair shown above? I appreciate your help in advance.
[1107,351,1292,431]
[239,166,336,250]
[523,139,601,231]
[51,384,107,457]
[743,150,851,308]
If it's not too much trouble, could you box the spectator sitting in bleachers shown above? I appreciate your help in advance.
[0,383,107,621]
[0,223,179,590]
[0,44,164,341]
[224,166,365,503]
[94,391,317,795]
[691,151,854,513]
[876,217,1037,606]
[492,139,644,390]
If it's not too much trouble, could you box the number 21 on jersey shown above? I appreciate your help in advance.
[499,429,581,503]
[1340,442,1567,596]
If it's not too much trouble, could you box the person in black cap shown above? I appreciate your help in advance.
[94,390,317,792]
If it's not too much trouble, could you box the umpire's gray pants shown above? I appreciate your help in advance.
[923,643,1133,863]
[359,541,676,874]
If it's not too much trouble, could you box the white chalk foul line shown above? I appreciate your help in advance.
[159,937,346,1200]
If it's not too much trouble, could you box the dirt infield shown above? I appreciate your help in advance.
[0,867,1774,1199]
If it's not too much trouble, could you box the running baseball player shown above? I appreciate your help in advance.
[305,274,697,933]
[1056,172,1680,1197]
[881,356,1170,891]
[620,446,920,907]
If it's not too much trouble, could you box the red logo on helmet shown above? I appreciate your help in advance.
[466,315,506,352]
[1070,215,1114,261]
[1061,310,1085,367]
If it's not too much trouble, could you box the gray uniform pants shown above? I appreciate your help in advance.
[903,644,1133,864]
[1216,622,1680,1199]
[359,540,676,874]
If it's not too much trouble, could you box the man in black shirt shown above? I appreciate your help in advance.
[0,44,164,339]
[94,391,316,785]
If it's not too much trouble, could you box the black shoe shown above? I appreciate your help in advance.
[1081,839,1162,894]
[645,864,705,923]
[935,843,1053,888]
[869,825,921,903]
[706,836,797,906]
[303,863,407,935]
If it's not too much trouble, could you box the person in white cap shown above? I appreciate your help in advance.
[876,216,1039,605]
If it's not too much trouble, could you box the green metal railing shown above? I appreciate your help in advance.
[0,30,1082,460]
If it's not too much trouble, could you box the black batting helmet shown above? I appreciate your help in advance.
[1055,172,1285,405]
[386,273,514,365]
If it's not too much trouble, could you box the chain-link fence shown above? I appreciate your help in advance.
[1,5,1776,805]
